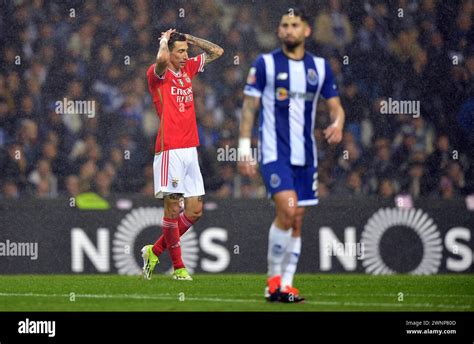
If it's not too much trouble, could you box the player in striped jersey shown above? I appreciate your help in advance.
[238,9,345,302]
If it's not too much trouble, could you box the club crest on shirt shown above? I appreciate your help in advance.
[183,72,191,83]
[307,68,318,86]
[177,79,185,87]
[270,173,281,188]
[247,67,256,84]
[172,178,179,188]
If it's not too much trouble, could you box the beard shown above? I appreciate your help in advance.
[282,38,304,51]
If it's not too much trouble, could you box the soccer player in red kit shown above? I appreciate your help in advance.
[142,29,223,280]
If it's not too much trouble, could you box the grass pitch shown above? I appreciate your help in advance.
[0,274,472,312]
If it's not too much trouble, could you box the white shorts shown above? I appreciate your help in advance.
[153,147,205,198]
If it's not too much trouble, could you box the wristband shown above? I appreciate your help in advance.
[238,137,251,157]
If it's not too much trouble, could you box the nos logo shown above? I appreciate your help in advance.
[71,207,230,274]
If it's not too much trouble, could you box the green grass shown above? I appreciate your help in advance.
[0,274,472,311]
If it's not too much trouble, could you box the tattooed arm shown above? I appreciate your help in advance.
[155,29,175,76]
[184,34,224,65]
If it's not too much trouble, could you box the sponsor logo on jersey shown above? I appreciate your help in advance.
[275,87,289,101]
[171,86,193,95]
[276,88,315,101]
[277,72,288,80]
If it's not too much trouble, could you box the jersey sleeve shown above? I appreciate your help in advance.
[146,63,165,88]
[321,60,339,99]
[243,55,266,98]
[185,53,205,79]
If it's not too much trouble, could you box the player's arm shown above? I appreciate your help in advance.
[154,29,175,76]
[238,95,260,177]
[184,34,224,65]
[323,96,345,145]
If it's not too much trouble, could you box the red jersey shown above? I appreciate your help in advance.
[147,53,205,153]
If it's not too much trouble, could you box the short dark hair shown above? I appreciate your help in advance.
[168,32,186,51]
[282,7,309,24]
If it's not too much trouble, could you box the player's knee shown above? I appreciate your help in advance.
[279,207,297,229]
[292,226,301,237]
[165,206,180,218]
[164,194,182,218]
[186,208,202,222]
[293,216,303,232]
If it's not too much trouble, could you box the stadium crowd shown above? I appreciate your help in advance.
[0,0,473,200]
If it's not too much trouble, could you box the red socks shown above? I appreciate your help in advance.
[160,217,184,270]
[152,213,196,260]
[178,212,195,232]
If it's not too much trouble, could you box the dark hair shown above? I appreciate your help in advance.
[282,7,309,24]
[168,32,186,51]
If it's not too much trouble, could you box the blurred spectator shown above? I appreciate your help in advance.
[400,162,430,198]
[65,175,80,198]
[333,137,363,182]
[0,96,15,143]
[446,161,466,194]
[417,0,439,47]
[427,134,452,168]
[392,126,417,172]
[449,12,473,55]
[314,0,354,54]
[391,0,419,32]
[318,182,330,199]
[378,178,397,199]
[355,14,388,54]
[94,170,113,198]
[371,142,396,180]
[35,178,53,199]
[214,163,235,198]
[17,119,41,163]
[28,158,58,198]
[340,81,367,145]
[439,175,459,200]
[78,159,97,193]
[2,142,28,189]
[141,180,155,198]
[333,170,364,196]
[1,180,20,199]
[198,114,220,149]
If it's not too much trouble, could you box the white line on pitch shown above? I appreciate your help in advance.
[0,292,252,303]
[305,292,474,298]
[0,292,471,309]
[303,300,472,309]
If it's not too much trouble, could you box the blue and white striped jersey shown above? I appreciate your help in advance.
[244,48,338,167]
